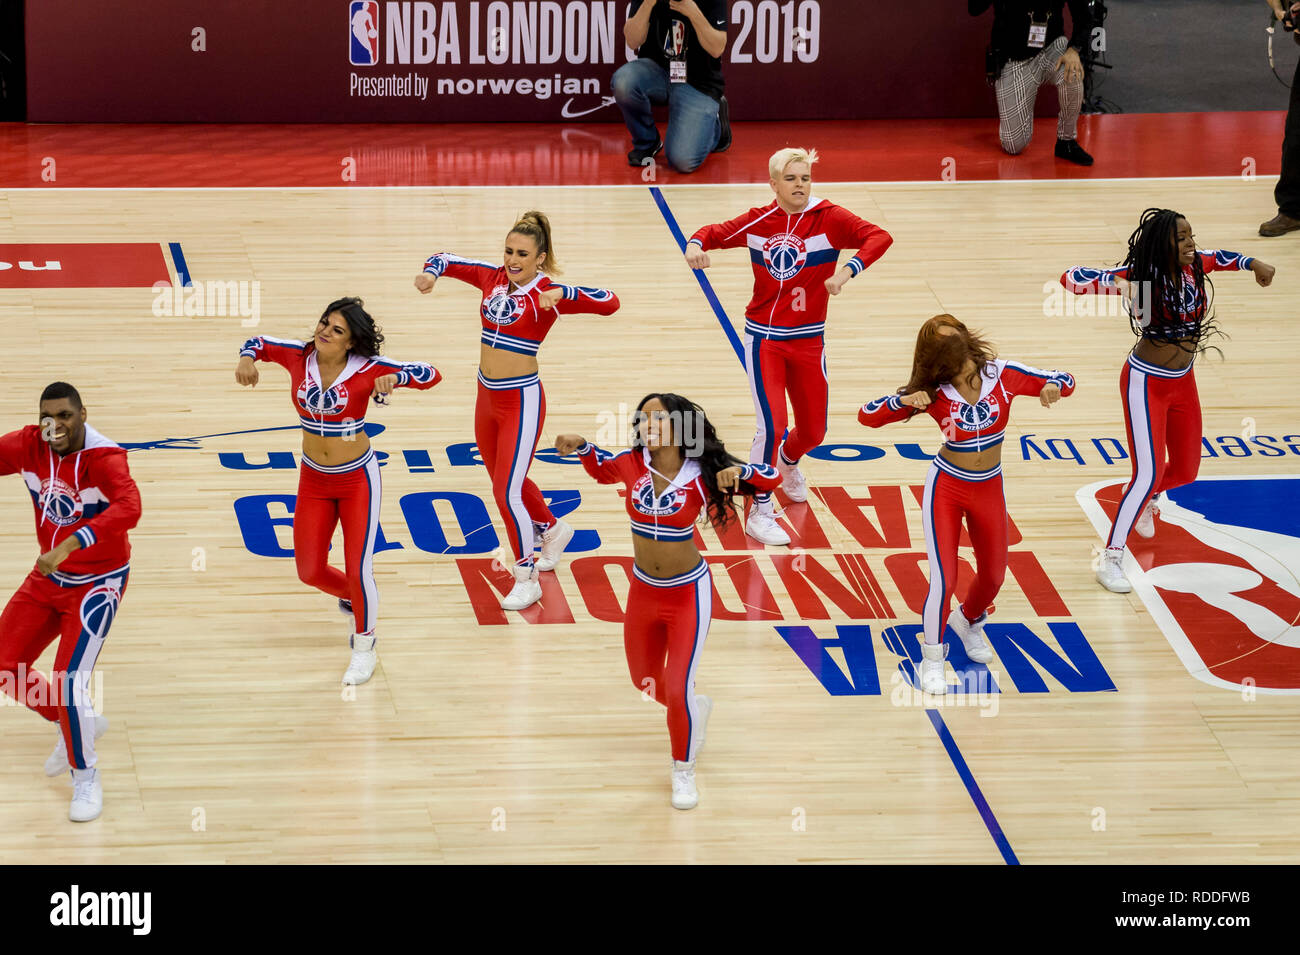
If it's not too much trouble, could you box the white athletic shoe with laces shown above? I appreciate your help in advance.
[534,519,574,572]
[69,767,103,823]
[1096,548,1133,593]
[1134,496,1160,539]
[777,457,808,503]
[745,505,791,546]
[947,609,994,664]
[46,716,109,777]
[671,760,698,810]
[343,633,378,685]
[501,563,543,611]
[919,642,949,695]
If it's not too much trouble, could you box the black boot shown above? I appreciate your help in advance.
[712,95,732,153]
[1055,138,1094,166]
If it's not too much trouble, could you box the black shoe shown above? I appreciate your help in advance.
[712,95,732,153]
[627,137,663,167]
[1055,138,1094,166]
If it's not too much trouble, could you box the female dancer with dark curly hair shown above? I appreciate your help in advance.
[1061,208,1275,593]
[236,297,441,685]
[555,394,779,810]
[416,211,620,612]
[859,315,1074,695]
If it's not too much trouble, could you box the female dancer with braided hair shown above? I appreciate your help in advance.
[1061,208,1275,593]
[555,394,779,810]
[236,297,441,685]
[859,315,1074,695]
[416,211,620,612]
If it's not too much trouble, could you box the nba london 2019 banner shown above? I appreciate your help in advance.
[26,1,995,122]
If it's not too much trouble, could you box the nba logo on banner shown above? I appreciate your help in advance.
[349,1,380,66]
[1077,475,1300,694]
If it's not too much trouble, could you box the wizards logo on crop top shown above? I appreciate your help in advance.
[37,477,83,526]
[953,396,1001,432]
[483,289,525,327]
[1077,474,1300,694]
[297,377,349,415]
[762,234,809,281]
[632,474,689,516]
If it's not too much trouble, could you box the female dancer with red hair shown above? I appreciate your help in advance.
[859,315,1074,694]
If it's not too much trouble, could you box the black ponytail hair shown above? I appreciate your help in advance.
[631,393,756,529]
[318,296,385,357]
[1121,207,1225,358]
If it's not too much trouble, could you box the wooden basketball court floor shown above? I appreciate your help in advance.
[1,172,1298,864]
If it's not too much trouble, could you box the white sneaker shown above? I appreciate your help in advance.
[534,519,574,572]
[919,642,948,696]
[745,506,791,546]
[69,767,103,823]
[45,716,109,777]
[343,633,378,685]
[501,563,542,611]
[694,695,713,757]
[671,760,698,810]
[1096,548,1132,593]
[1134,496,1160,539]
[947,609,994,664]
[777,457,808,503]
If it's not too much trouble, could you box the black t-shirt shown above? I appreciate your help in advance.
[636,0,729,101]
[969,0,1091,71]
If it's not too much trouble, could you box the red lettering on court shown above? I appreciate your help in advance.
[0,243,170,288]
[570,556,633,623]
[705,555,782,620]
[455,558,575,625]
[771,552,895,619]
[1006,551,1070,616]
[815,485,911,548]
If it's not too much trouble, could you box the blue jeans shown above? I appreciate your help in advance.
[611,58,721,174]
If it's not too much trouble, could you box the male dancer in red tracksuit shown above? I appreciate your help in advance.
[685,147,893,545]
[0,382,142,823]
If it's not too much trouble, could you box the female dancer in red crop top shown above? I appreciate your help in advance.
[236,297,440,685]
[416,211,620,613]
[1061,208,1275,594]
[555,393,780,810]
[859,315,1074,696]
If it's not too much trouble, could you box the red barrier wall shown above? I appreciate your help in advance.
[26,1,1031,122]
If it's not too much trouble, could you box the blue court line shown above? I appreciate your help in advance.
[926,708,1019,864]
[648,186,745,365]
[169,242,192,287]
[122,424,300,452]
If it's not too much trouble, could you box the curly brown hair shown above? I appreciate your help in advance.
[899,314,998,398]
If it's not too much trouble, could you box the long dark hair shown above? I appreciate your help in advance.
[318,297,385,357]
[631,393,752,529]
[899,314,999,400]
[1120,207,1224,357]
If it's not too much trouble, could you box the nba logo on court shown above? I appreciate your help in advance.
[1078,475,1300,694]
[349,1,380,67]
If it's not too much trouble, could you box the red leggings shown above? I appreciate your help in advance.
[921,459,1008,645]
[1108,356,1201,550]
[624,561,712,763]
[743,334,828,494]
[475,372,554,567]
[0,565,128,770]
[294,449,382,635]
